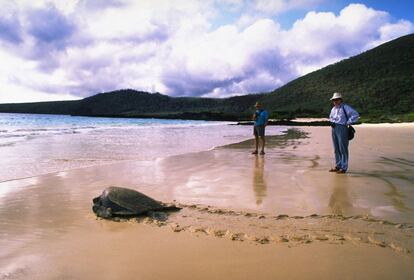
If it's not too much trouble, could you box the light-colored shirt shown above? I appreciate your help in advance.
[254,109,269,126]
[329,104,359,125]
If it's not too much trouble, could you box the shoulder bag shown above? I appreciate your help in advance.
[343,106,355,140]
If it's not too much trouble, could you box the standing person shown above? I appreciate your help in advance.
[252,102,269,155]
[329,92,359,174]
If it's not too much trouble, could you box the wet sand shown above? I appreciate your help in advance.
[1,124,414,279]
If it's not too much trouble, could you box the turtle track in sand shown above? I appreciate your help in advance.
[127,203,414,255]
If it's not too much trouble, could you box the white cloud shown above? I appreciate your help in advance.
[161,19,286,96]
[0,1,412,102]
[0,47,79,103]
[277,3,413,75]
[376,20,413,44]
[0,84,80,103]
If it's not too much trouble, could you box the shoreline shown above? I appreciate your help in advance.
[2,111,413,125]
[1,125,413,218]
[2,122,412,184]
[0,115,266,182]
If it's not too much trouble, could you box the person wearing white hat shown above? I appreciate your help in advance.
[329,92,359,173]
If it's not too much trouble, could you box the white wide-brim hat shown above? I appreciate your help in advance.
[330,92,343,100]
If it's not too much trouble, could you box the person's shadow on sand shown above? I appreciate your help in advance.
[253,156,267,205]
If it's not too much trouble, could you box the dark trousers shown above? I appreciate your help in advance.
[332,124,349,171]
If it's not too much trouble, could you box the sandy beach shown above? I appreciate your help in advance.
[1,123,414,279]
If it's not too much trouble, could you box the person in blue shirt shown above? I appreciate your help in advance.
[329,92,360,173]
[252,102,269,155]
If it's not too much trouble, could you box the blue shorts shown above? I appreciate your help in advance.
[253,125,265,137]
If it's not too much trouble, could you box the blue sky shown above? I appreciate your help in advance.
[332,1,414,22]
[0,0,412,103]
[214,1,414,29]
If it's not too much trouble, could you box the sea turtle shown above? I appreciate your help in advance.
[92,186,180,220]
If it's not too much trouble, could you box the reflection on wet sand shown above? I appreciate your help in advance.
[328,175,353,216]
[252,156,267,205]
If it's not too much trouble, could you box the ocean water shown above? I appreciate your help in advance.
[0,113,283,182]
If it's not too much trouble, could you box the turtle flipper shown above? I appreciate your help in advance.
[147,211,168,221]
[161,203,182,212]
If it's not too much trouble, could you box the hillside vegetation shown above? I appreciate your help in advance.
[262,34,414,122]
[0,90,263,121]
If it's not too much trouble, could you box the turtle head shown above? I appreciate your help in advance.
[92,204,113,219]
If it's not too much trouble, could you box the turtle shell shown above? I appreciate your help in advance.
[93,187,164,217]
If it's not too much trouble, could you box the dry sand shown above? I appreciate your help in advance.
[1,123,413,279]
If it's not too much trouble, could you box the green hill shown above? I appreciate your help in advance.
[73,90,264,120]
[261,33,414,122]
[0,34,413,122]
[0,90,263,121]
